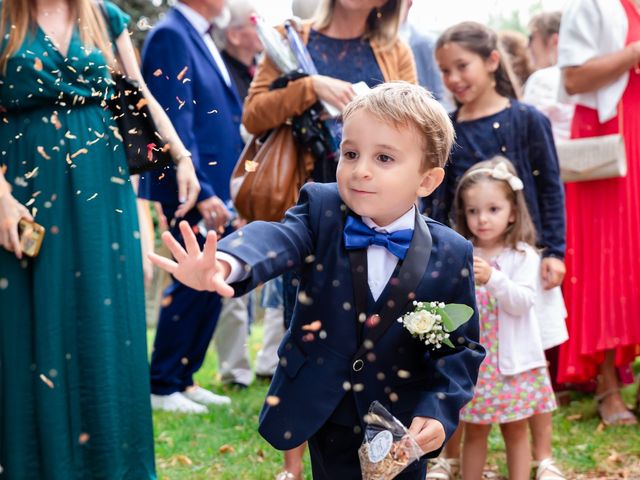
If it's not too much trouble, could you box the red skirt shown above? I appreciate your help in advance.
[558,62,640,382]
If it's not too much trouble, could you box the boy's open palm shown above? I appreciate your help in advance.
[148,221,234,297]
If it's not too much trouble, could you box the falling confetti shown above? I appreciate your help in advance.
[36,146,51,160]
[50,112,62,129]
[78,433,90,444]
[265,395,280,406]
[153,69,162,77]
[110,176,125,185]
[176,66,188,81]
[244,160,258,172]
[302,320,322,332]
[86,193,98,201]
[39,373,54,388]
[34,57,43,71]
[71,148,88,159]
[136,98,148,110]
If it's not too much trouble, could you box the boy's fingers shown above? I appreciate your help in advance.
[148,252,177,274]
[210,275,235,298]
[202,231,218,259]
[179,220,200,256]
[161,230,187,261]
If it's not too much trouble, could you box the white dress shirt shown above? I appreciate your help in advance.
[218,207,417,301]
[175,2,232,87]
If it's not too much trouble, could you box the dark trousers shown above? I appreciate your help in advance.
[149,221,223,395]
[308,422,427,480]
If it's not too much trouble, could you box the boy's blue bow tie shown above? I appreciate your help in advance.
[343,216,413,260]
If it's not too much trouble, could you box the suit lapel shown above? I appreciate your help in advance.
[172,9,241,104]
[352,209,433,359]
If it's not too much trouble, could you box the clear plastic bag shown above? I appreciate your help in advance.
[358,401,424,480]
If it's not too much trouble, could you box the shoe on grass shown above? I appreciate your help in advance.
[150,392,208,414]
[183,385,231,406]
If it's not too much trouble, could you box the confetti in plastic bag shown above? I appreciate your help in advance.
[358,401,423,480]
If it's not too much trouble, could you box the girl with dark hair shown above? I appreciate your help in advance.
[426,21,567,480]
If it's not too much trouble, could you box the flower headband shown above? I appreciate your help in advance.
[463,162,524,192]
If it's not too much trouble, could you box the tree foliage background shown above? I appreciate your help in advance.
[111,0,173,48]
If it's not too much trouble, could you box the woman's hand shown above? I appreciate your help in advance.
[473,256,493,285]
[311,75,356,114]
[174,156,200,218]
[0,185,33,259]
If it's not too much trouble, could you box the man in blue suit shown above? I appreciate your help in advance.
[138,0,245,413]
[150,83,484,478]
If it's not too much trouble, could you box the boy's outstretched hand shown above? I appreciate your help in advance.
[148,220,235,297]
[407,416,446,455]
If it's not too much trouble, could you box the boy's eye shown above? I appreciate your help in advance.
[377,154,393,163]
[342,151,357,159]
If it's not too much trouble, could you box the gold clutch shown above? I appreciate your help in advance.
[18,219,46,257]
[556,133,627,183]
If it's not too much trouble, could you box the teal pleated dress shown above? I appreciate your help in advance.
[0,3,155,479]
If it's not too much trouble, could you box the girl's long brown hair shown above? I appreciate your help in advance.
[0,0,115,72]
[313,0,406,49]
[453,157,537,250]
[435,21,521,99]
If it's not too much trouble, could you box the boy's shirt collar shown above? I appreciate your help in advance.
[362,206,416,234]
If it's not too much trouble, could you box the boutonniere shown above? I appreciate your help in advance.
[397,301,474,349]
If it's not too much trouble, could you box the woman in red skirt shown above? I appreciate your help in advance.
[558,0,640,425]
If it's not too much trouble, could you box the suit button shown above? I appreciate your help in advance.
[352,359,364,372]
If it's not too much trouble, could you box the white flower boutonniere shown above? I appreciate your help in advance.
[397,301,474,349]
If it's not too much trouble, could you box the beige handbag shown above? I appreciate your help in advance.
[556,106,627,183]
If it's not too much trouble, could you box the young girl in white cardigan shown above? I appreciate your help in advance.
[453,158,559,480]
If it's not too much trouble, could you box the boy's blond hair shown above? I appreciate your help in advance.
[342,82,455,171]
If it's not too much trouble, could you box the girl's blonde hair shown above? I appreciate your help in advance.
[312,0,405,49]
[453,157,537,249]
[0,0,115,73]
[435,21,521,100]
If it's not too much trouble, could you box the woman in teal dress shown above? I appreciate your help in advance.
[0,0,200,478]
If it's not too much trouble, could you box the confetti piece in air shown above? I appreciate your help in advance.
[115,209,123,213]
[36,146,51,160]
[71,148,88,159]
[86,193,98,201]
[78,433,90,444]
[39,374,54,388]
[153,69,162,77]
[25,167,39,179]
[207,109,218,114]
[51,112,62,129]
[65,131,77,139]
[136,98,148,110]
[66,153,72,165]
[34,57,43,71]
[176,96,185,110]
[176,66,188,81]
[110,176,125,185]
[244,160,258,172]
[147,143,156,161]
[265,395,280,406]
[302,320,322,332]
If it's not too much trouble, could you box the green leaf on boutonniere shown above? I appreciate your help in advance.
[442,304,474,331]
[442,337,455,348]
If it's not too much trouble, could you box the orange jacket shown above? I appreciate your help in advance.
[242,21,417,135]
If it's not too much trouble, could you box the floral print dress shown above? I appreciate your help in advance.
[461,282,557,424]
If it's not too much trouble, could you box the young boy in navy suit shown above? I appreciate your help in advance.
[150,83,485,479]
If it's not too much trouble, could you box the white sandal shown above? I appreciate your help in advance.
[534,458,566,480]
[426,457,460,480]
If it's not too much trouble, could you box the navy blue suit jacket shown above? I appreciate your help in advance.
[137,8,244,221]
[218,183,485,452]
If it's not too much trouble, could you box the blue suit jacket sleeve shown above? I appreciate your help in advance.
[141,28,215,203]
[414,242,483,453]
[217,183,319,293]
[526,109,566,259]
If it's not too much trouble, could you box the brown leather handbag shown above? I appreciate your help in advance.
[230,125,315,222]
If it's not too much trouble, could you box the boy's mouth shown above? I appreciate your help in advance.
[350,188,375,195]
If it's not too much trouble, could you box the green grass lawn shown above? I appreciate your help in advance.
[150,323,640,480]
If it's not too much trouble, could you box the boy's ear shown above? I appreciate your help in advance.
[416,167,445,198]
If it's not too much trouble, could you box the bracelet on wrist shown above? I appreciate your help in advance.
[174,151,192,164]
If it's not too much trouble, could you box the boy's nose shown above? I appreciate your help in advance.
[352,159,372,178]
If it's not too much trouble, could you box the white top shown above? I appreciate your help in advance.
[523,66,575,141]
[175,2,232,87]
[485,243,552,375]
[219,207,416,301]
[557,0,628,123]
